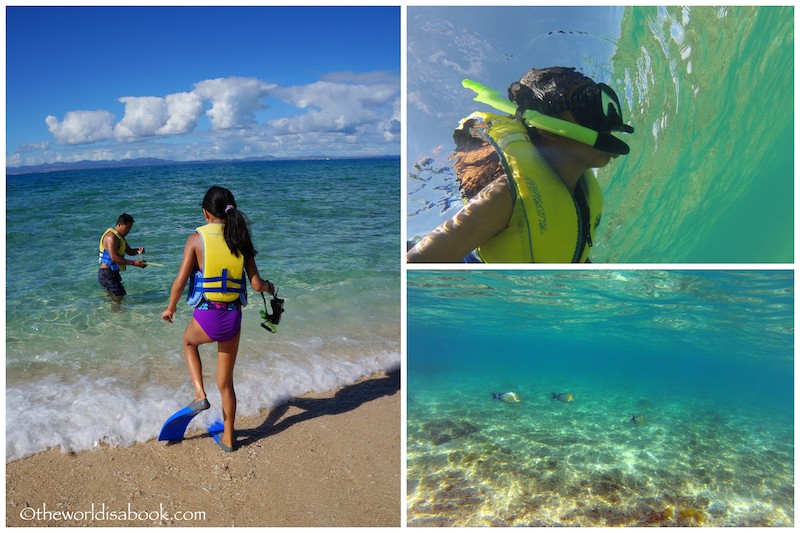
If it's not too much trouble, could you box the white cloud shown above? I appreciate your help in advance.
[114,92,204,139]
[23,74,399,166]
[270,79,398,136]
[18,140,50,153]
[45,110,116,145]
[158,92,204,135]
[193,77,275,130]
[44,77,271,147]
[114,96,168,139]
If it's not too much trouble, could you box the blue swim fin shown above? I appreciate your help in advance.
[207,420,224,438]
[158,406,202,442]
[207,420,233,452]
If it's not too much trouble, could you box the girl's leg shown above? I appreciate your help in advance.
[216,332,240,449]
[183,318,213,402]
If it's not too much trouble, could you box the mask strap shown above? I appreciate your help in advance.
[463,78,631,155]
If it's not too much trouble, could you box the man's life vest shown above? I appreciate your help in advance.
[99,228,128,271]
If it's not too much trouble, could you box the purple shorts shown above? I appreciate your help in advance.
[193,300,242,342]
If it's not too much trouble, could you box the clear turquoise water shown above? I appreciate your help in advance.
[6,158,400,461]
[407,6,793,262]
[407,270,793,526]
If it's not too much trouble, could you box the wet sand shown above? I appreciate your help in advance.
[7,368,401,527]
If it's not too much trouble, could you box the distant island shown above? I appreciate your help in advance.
[6,155,399,176]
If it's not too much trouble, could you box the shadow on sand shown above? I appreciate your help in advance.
[232,365,400,449]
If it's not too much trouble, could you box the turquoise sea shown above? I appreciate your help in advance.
[407,6,793,262]
[6,158,400,461]
[407,270,793,526]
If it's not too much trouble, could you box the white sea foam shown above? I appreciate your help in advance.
[6,349,399,462]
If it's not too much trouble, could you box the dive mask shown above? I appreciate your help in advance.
[562,82,634,154]
[463,78,634,155]
[260,290,285,333]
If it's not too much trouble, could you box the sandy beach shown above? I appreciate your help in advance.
[6,368,401,527]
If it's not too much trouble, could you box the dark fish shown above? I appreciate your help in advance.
[630,414,645,425]
[491,392,520,404]
[551,392,574,403]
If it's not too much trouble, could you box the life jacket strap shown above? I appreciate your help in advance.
[194,269,246,294]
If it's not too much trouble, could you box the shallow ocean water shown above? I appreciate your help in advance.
[407,6,793,262]
[406,270,793,526]
[6,158,400,461]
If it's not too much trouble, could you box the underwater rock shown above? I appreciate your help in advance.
[542,457,559,470]
[407,516,456,527]
[538,472,565,494]
[447,450,464,463]
[603,505,637,526]
[482,515,510,527]
[708,501,728,518]
[676,507,707,525]
[694,496,711,508]
[594,470,626,498]
[423,419,481,445]
[432,484,485,508]
[740,511,773,527]
[452,450,484,466]
[639,506,674,526]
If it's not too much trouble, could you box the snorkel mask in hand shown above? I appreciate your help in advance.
[463,78,634,155]
[260,290,285,333]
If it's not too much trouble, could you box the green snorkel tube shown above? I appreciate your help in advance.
[462,79,632,155]
[260,289,285,333]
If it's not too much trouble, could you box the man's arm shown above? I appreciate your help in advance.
[104,233,145,268]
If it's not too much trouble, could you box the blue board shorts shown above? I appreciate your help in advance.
[193,300,242,342]
[98,268,126,297]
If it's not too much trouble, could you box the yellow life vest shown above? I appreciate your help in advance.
[456,112,603,263]
[98,228,128,271]
[186,223,248,307]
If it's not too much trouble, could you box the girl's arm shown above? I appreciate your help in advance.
[162,234,200,322]
[406,177,513,262]
[245,257,275,295]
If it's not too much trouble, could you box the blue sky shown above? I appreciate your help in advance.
[6,6,400,167]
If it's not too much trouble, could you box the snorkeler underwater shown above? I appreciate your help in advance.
[407,6,793,263]
[406,67,631,264]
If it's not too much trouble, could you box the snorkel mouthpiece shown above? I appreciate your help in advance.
[462,78,633,155]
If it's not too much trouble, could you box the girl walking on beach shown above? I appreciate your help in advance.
[162,186,275,452]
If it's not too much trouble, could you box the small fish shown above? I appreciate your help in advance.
[491,392,520,404]
[630,414,645,425]
[551,392,574,403]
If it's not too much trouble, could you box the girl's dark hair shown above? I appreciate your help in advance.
[201,186,257,259]
[508,66,594,115]
[507,66,595,144]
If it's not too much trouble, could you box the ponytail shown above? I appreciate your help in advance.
[201,186,257,259]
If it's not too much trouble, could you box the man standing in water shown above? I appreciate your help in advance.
[98,213,147,302]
